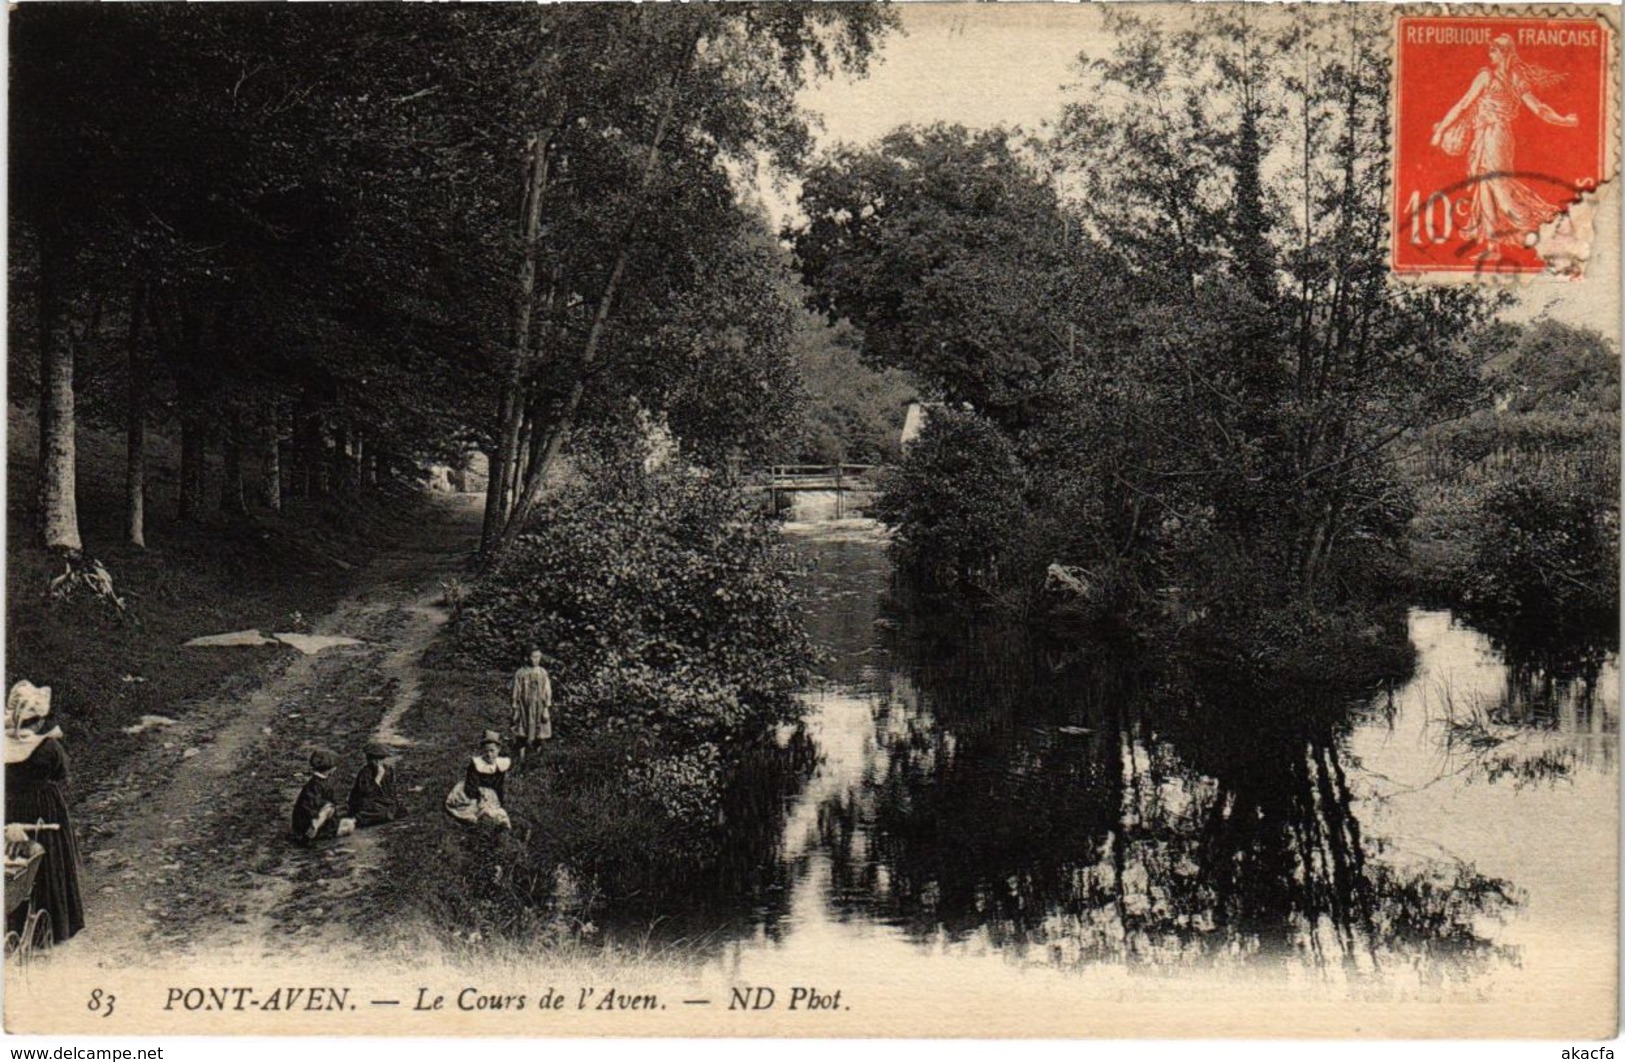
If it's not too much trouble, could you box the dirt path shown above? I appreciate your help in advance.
[72,493,482,966]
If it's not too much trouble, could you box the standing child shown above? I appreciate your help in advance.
[510,648,553,769]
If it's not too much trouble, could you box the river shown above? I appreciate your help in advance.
[646,514,1618,1018]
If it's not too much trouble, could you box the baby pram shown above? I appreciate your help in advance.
[5,823,56,961]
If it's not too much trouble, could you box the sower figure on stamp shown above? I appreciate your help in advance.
[1432,34,1579,260]
[510,648,553,770]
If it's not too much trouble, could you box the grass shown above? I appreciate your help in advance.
[370,638,807,961]
[9,403,771,963]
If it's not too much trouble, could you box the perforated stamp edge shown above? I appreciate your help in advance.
[1386,4,1621,286]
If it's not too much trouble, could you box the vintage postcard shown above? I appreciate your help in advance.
[4,1,1620,1046]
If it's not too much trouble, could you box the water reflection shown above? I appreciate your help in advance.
[818,665,1123,946]
[599,524,1616,992]
[810,630,1525,981]
[1391,611,1617,790]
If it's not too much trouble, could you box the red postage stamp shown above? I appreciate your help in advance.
[1392,11,1617,279]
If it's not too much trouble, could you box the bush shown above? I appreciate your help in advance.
[1460,476,1619,630]
[457,458,811,746]
[874,407,1027,595]
[434,458,817,933]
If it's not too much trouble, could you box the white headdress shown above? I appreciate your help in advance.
[6,681,61,765]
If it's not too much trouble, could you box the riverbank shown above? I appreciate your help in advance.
[371,465,821,956]
[9,495,1617,1038]
[717,518,1620,1011]
[361,653,713,959]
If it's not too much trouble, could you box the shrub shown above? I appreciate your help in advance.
[440,458,817,931]
[457,457,811,746]
[874,407,1027,595]
[1461,476,1619,631]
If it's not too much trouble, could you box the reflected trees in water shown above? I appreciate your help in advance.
[813,626,1521,982]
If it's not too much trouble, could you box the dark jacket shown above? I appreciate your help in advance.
[464,756,510,805]
[348,763,401,826]
[5,737,85,940]
[290,773,338,844]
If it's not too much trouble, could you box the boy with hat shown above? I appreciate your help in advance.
[348,741,404,827]
[291,748,347,846]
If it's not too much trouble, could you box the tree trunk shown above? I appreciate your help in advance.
[316,433,332,497]
[179,412,207,522]
[1233,99,1275,306]
[38,252,82,551]
[328,424,350,496]
[261,400,282,512]
[221,434,246,515]
[512,412,536,505]
[38,284,53,522]
[481,128,559,557]
[496,398,524,517]
[292,408,313,499]
[524,403,551,483]
[480,441,510,542]
[126,283,147,547]
[494,244,631,557]
[491,54,694,563]
[296,406,325,497]
[333,424,351,495]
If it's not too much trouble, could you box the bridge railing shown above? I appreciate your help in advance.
[763,463,878,477]
[746,464,884,519]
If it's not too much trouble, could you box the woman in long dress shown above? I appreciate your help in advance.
[5,681,85,942]
[1431,34,1579,259]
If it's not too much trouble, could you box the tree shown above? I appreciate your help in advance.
[1498,321,1621,414]
[9,6,895,565]
[470,6,895,560]
[786,314,912,465]
[1463,477,1618,630]
[873,407,1027,595]
[124,283,148,546]
[792,125,1095,431]
[795,10,1508,637]
[11,6,512,537]
[10,9,104,551]
[1053,8,1500,600]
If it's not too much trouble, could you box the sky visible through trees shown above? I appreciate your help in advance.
[773,5,1618,328]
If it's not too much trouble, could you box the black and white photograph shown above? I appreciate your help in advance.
[3,1,1620,1042]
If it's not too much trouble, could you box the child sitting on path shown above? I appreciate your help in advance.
[291,749,354,846]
